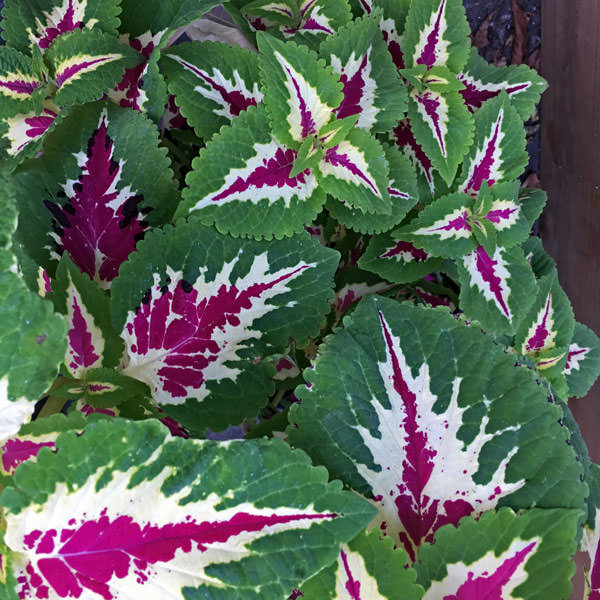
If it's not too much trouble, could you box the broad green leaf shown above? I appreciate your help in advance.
[107,31,168,122]
[407,87,474,185]
[160,41,263,140]
[298,530,424,599]
[0,47,44,118]
[0,99,60,165]
[523,235,557,279]
[370,0,412,68]
[416,508,582,600]
[1,0,120,53]
[358,232,442,284]
[0,418,376,599]
[393,191,476,257]
[317,125,391,214]
[325,143,417,233]
[14,101,177,288]
[52,255,123,378]
[257,32,342,148]
[563,322,600,399]
[0,531,19,600]
[457,92,528,196]
[320,11,407,133]
[459,47,547,119]
[110,220,338,434]
[118,0,223,39]
[582,464,600,597]
[179,104,325,239]
[241,0,298,26]
[402,0,470,72]
[45,29,142,107]
[288,296,585,561]
[457,244,537,336]
[515,272,574,381]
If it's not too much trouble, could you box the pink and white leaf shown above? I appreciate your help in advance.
[392,119,435,192]
[564,343,591,376]
[2,103,59,157]
[26,0,89,50]
[1,436,56,476]
[483,198,520,230]
[0,385,36,445]
[520,292,557,356]
[411,89,450,159]
[53,52,122,89]
[411,0,451,69]
[0,72,41,100]
[353,311,524,560]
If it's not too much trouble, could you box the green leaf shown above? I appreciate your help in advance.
[456,244,537,336]
[0,418,376,598]
[407,87,474,185]
[564,322,600,399]
[110,220,338,434]
[0,47,44,118]
[459,47,548,119]
[320,10,408,133]
[179,104,326,239]
[257,31,342,148]
[1,0,121,53]
[242,0,299,26]
[402,0,471,72]
[325,143,417,233]
[45,29,142,107]
[288,296,585,561]
[14,101,177,288]
[160,40,263,140]
[415,508,582,600]
[522,235,557,279]
[299,529,424,599]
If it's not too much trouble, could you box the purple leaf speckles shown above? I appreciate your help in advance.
[44,110,148,288]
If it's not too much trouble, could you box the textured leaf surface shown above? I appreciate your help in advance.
[1,0,120,53]
[288,296,585,561]
[358,232,442,284]
[564,321,600,399]
[15,101,176,288]
[458,47,547,119]
[0,418,375,599]
[161,41,263,140]
[582,464,600,598]
[320,11,407,133]
[457,93,527,196]
[457,244,537,335]
[258,32,342,148]
[407,87,473,185]
[110,220,337,433]
[325,144,417,233]
[299,530,423,599]
[0,47,43,117]
[179,104,324,239]
[45,29,142,107]
[416,508,581,600]
[402,0,470,72]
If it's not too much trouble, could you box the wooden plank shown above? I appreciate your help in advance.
[541,0,600,463]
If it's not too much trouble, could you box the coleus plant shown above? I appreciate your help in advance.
[0,0,599,597]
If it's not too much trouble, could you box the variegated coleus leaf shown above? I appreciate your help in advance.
[416,508,582,600]
[522,235,557,280]
[364,0,411,70]
[15,101,177,289]
[107,31,168,123]
[297,529,423,599]
[0,0,120,54]
[515,272,574,384]
[564,321,600,399]
[457,244,537,336]
[459,47,547,119]
[45,29,142,107]
[0,418,376,599]
[257,32,342,149]
[325,143,418,234]
[52,255,123,378]
[320,11,407,133]
[110,219,338,434]
[457,92,528,196]
[358,231,442,284]
[581,464,600,599]
[160,41,263,141]
[178,104,325,239]
[241,0,299,26]
[0,99,60,165]
[402,0,471,73]
[0,47,44,118]
[407,86,474,185]
[0,185,67,444]
[288,296,585,561]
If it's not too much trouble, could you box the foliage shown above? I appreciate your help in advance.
[0,0,598,598]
